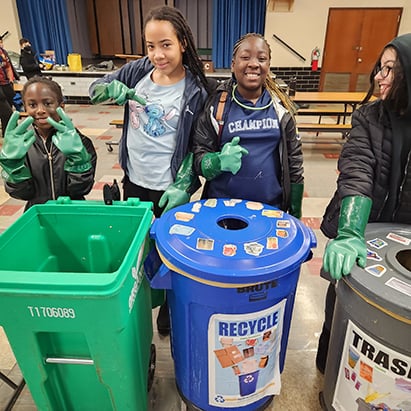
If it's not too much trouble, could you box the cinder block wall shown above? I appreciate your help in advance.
[271,67,321,92]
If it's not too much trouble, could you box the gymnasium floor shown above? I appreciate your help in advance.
[0,102,345,410]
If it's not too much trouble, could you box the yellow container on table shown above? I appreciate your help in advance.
[67,53,82,71]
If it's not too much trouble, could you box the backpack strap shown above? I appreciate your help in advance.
[215,91,228,143]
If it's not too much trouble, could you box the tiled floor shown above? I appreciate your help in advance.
[0,103,345,411]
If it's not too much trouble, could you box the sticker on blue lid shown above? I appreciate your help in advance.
[204,199,217,208]
[191,202,202,213]
[245,201,263,210]
[262,209,283,218]
[223,199,242,207]
[175,211,195,222]
[277,220,290,228]
[244,242,264,256]
[223,244,237,257]
[266,237,278,249]
[276,230,288,238]
[197,238,214,251]
[169,224,195,236]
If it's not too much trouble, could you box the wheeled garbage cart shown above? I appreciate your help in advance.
[148,198,316,410]
[321,223,411,411]
[0,197,155,411]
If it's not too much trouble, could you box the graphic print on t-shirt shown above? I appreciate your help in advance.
[129,99,177,137]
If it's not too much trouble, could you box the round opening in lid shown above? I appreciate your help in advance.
[396,249,411,272]
[217,217,248,230]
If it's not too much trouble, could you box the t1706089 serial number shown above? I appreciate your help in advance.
[27,306,76,319]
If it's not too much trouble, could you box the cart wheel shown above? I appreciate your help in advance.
[147,343,156,392]
[106,144,113,152]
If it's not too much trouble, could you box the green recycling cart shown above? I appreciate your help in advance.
[0,197,155,411]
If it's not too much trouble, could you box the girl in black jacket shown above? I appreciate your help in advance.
[0,77,97,210]
[316,33,411,374]
[192,33,304,218]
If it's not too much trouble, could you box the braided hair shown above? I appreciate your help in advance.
[232,33,297,114]
[144,6,210,93]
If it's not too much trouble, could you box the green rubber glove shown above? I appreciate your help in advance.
[0,111,35,183]
[91,79,146,106]
[201,136,249,180]
[158,153,195,214]
[323,196,372,280]
[159,185,190,215]
[48,107,92,173]
[289,183,304,219]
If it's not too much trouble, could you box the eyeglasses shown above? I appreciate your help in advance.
[376,64,393,78]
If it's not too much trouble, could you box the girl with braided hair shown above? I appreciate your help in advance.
[193,33,304,217]
[90,5,211,215]
[90,5,212,336]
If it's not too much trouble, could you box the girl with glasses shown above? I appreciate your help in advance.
[316,33,411,376]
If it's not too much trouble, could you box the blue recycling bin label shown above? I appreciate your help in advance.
[208,299,285,407]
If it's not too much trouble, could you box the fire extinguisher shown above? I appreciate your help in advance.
[311,47,320,71]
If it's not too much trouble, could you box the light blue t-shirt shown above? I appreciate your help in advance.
[126,70,185,190]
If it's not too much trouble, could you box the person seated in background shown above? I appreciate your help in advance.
[0,77,97,210]
[19,38,44,79]
[192,33,304,219]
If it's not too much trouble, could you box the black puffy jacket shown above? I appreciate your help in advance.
[5,129,97,210]
[321,99,411,238]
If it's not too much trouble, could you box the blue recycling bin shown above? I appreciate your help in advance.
[148,198,316,410]
[239,370,260,397]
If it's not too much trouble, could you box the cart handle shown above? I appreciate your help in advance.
[45,357,94,365]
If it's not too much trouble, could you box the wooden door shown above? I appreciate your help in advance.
[86,0,171,57]
[320,8,402,91]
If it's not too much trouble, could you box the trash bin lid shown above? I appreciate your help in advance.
[150,199,316,285]
[347,223,411,320]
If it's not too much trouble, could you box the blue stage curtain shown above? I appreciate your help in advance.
[212,0,266,69]
[16,0,73,65]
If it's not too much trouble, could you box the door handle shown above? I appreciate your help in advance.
[357,58,362,63]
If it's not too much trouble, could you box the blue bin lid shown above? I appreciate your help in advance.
[347,222,411,320]
[150,199,316,285]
